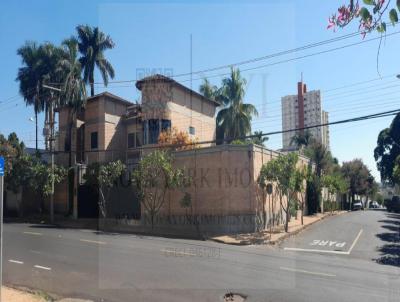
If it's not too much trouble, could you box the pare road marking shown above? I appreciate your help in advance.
[9,259,24,264]
[34,265,51,271]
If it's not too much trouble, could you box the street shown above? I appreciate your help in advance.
[3,210,400,302]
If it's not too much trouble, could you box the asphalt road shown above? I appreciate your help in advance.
[2,210,399,302]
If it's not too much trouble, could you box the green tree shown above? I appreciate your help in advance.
[84,160,125,218]
[341,159,370,209]
[374,113,400,184]
[290,130,314,150]
[76,25,115,96]
[29,161,66,213]
[292,166,307,225]
[199,78,218,100]
[216,68,258,143]
[393,155,400,185]
[322,173,348,213]
[133,150,185,230]
[258,152,299,232]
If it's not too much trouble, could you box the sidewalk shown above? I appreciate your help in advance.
[1,286,92,302]
[211,211,347,245]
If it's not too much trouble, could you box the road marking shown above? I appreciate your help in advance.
[284,229,363,255]
[23,231,42,236]
[34,265,51,271]
[79,239,107,245]
[280,267,336,277]
[8,259,23,264]
[347,229,363,254]
[161,249,197,256]
[283,247,349,255]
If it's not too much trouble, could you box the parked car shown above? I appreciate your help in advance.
[352,201,363,211]
[386,196,400,213]
[369,201,380,209]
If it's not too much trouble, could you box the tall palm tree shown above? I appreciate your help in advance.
[290,130,314,149]
[305,141,330,178]
[199,78,218,100]
[216,68,258,142]
[16,41,44,152]
[76,25,115,96]
[59,36,87,166]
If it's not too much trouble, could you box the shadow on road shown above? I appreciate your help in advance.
[375,212,400,267]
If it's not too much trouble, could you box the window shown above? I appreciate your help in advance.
[161,119,171,132]
[90,132,98,149]
[189,126,195,135]
[128,132,143,149]
[148,119,159,144]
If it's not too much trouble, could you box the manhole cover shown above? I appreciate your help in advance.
[223,292,247,302]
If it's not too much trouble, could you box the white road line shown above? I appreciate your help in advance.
[284,229,363,255]
[8,260,24,264]
[283,247,349,255]
[23,231,42,236]
[79,239,107,245]
[161,249,197,256]
[280,267,336,277]
[34,265,51,271]
[347,229,363,254]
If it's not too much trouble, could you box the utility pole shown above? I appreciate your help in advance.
[43,84,61,224]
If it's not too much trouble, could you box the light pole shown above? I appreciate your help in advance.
[42,84,61,224]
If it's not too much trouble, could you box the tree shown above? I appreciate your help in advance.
[292,167,307,225]
[250,131,268,147]
[374,113,400,184]
[290,130,314,150]
[215,68,258,142]
[132,150,185,230]
[29,161,66,213]
[322,173,348,213]
[393,155,400,185]
[258,153,299,232]
[328,0,400,36]
[305,142,331,178]
[84,160,125,218]
[199,78,218,100]
[76,25,115,96]
[16,41,45,152]
[158,127,198,150]
[341,159,370,209]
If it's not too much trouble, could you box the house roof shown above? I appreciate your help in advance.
[87,91,134,106]
[135,74,221,107]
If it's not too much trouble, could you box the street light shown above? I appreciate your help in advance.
[42,84,61,224]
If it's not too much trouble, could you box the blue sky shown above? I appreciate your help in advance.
[1,0,399,180]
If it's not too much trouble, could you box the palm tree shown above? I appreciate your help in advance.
[59,36,87,166]
[290,130,314,149]
[216,68,258,142]
[199,78,218,100]
[251,131,268,147]
[76,25,115,96]
[305,142,330,178]
[16,41,44,152]
[17,42,64,151]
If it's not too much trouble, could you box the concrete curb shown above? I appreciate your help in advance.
[209,211,348,246]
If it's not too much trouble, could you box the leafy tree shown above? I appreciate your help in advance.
[133,151,185,230]
[328,0,400,35]
[290,130,314,150]
[258,153,299,232]
[158,127,198,150]
[341,159,370,208]
[393,155,400,185]
[215,68,258,142]
[374,113,400,184]
[322,173,348,213]
[84,160,125,218]
[305,142,331,178]
[76,25,115,96]
[29,161,66,213]
[250,131,268,147]
[292,166,308,225]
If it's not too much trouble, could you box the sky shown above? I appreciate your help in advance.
[0,0,399,180]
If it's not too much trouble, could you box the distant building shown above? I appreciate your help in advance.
[281,81,330,150]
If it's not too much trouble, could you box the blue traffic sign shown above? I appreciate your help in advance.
[0,156,4,176]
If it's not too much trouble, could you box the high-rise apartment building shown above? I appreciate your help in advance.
[281,81,330,150]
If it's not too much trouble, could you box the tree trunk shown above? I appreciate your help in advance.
[90,73,95,97]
